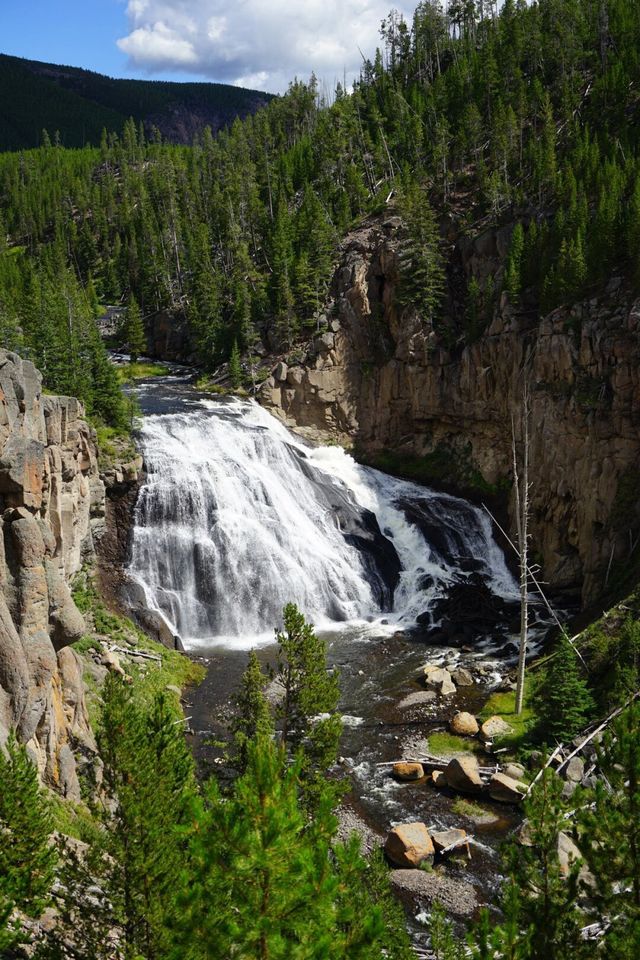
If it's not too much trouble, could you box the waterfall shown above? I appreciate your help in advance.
[128,396,517,648]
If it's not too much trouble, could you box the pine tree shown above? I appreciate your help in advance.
[534,634,595,743]
[468,768,587,960]
[429,902,464,960]
[579,701,640,957]
[333,849,414,960]
[0,733,57,955]
[124,294,145,363]
[169,736,383,960]
[274,603,342,807]
[229,339,243,390]
[58,678,197,960]
[504,222,525,302]
[397,183,445,328]
[231,650,273,771]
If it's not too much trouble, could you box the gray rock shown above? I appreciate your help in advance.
[396,690,437,710]
[389,869,478,918]
[286,366,304,386]
[315,332,335,352]
[424,667,455,696]
[480,715,513,742]
[502,762,526,781]
[274,361,288,382]
[451,667,474,686]
[488,773,526,803]
[564,756,585,782]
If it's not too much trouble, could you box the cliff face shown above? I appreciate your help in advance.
[260,219,640,605]
[0,351,105,797]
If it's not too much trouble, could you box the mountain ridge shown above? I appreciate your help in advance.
[0,52,274,150]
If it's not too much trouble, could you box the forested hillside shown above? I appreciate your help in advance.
[1,0,639,433]
[2,4,640,958]
[0,54,272,151]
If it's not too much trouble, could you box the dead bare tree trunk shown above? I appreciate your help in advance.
[513,376,531,716]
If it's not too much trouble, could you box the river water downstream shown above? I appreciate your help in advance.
[126,368,527,939]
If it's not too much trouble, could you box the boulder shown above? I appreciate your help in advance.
[101,650,126,678]
[451,667,474,687]
[557,831,584,878]
[502,762,526,781]
[488,773,526,803]
[480,715,513,742]
[424,667,456,696]
[450,712,479,736]
[422,663,442,677]
[432,770,446,788]
[273,361,288,382]
[440,676,457,696]
[384,822,434,868]
[443,755,483,794]
[315,332,335,353]
[392,762,424,781]
[432,828,468,855]
[563,756,585,782]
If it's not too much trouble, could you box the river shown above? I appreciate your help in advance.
[125,367,527,941]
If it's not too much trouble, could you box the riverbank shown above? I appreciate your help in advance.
[183,626,524,939]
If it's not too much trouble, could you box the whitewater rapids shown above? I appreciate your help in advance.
[127,396,516,649]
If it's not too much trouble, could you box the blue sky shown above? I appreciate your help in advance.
[0,0,418,94]
[0,0,206,82]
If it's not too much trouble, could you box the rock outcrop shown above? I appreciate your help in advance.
[0,351,104,796]
[260,217,640,603]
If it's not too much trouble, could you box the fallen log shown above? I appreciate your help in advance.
[556,690,640,776]
[524,744,563,798]
[108,644,162,664]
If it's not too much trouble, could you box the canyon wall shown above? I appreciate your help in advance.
[260,219,640,605]
[0,351,105,797]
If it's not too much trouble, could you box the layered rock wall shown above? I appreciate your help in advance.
[0,351,104,796]
[261,220,640,604]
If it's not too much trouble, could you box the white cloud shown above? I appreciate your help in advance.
[117,0,416,93]
[118,22,198,66]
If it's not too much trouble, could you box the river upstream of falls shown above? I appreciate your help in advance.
[126,368,529,937]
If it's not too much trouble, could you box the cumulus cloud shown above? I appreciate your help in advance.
[117,0,416,93]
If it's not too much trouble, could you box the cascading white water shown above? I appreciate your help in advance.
[128,396,517,648]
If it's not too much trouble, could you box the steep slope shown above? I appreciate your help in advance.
[0,54,272,149]
[260,216,640,608]
[0,351,105,796]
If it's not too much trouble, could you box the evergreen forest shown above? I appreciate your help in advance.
[0,0,639,430]
[1,1,640,957]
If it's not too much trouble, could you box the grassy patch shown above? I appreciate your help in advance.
[195,374,249,397]
[452,797,496,822]
[479,687,536,751]
[50,795,102,844]
[71,570,205,729]
[428,731,483,757]
[116,361,171,382]
[95,424,137,468]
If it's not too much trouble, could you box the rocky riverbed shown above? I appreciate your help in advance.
[184,626,526,944]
